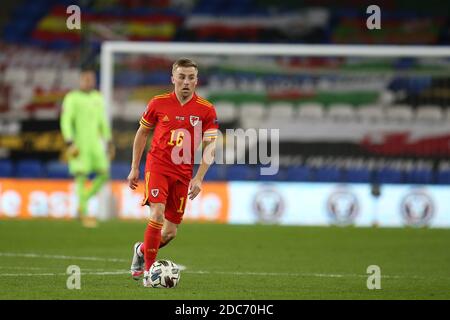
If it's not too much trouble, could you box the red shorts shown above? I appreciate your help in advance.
[141,171,189,224]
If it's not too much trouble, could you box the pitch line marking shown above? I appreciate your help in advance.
[0,269,426,280]
[0,252,431,280]
[0,252,127,263]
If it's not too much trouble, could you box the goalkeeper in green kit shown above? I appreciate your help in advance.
[60,69,114,228]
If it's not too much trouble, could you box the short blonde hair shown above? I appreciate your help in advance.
[172,58,198,73]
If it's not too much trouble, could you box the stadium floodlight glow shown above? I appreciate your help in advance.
[100,41,450,121]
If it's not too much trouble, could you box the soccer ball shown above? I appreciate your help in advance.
[148,260,181,288]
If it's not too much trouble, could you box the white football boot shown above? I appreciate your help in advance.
[130,242,144,280]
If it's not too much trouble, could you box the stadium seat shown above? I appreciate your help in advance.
[215,101,237,123]
[374,167,403,184]
[0,160,14,177]
[16,160,44,178]
[46,161,70,179]
[344,167,371,183]
[385,105,414,122]
[59,69,80,90]
[267,103,295,120]
[416,105,443,122]
[203,165,226,181]
[9,86,34,111]
[31,68,57,90]
[137,163,146,180]
[122,101,146,121]
[111,162,131,180]
[327,103,356,121]
[286,166,312,182]
[239,103,266,128]
[297,103,324,120]
[314,166,342,182]
[446,109,450,122]
[404,168,433,184]
[357,104,385,122]
[437,170,450,184]
[239,103,265,118]
[378,90,395,105]
[225,165,257,181]
[4,68,28,85]
[34,109,58,120]
[257,166,286,181]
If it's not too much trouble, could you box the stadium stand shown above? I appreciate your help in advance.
[0,0,449,185]
[16,159,44,178]
[0,159,14,177]
[46,160,70,179]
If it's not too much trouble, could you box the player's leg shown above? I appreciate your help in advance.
[143,201,165,271]
[68,153,89,218]
[160,176,189,247]
[132,203,166,280]
[132,211,178,279]
[130,172,169,282]
[131,211,176,280]
[74,173,88,216]
[141,201,166,286]
[78,148,109,227]
[86,147,110,200]
[85,170,109,200]
[160,219,178,249]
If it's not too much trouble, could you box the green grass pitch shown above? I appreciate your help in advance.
[0,220,449,299]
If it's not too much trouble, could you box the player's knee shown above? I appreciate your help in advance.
[149,203,165,222]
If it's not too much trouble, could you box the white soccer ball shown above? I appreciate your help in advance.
[149,260,181,288]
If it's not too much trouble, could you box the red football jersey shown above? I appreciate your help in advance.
[140,92,219,185]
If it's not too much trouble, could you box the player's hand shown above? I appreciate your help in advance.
[188,177,202,200]
[66,143,79,158]
[127,168,140,190]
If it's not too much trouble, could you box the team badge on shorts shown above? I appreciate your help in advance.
[190,115,200,126]
[151,189,159,197]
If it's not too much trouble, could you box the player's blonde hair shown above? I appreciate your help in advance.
[172,58,198,73]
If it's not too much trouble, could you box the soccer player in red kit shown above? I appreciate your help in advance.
[127,58,218,286]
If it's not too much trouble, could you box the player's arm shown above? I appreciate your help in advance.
[60,94,78,157]
[127,124,153,190]
[189,106,219,199]
[188,137,217,200]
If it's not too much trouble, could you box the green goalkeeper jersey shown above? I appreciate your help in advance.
[60,90,111,174]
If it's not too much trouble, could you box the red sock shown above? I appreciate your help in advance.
[143,219,163,271]
[140,233,167,252]
[159,238,168,249]
[140,232,168,252]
